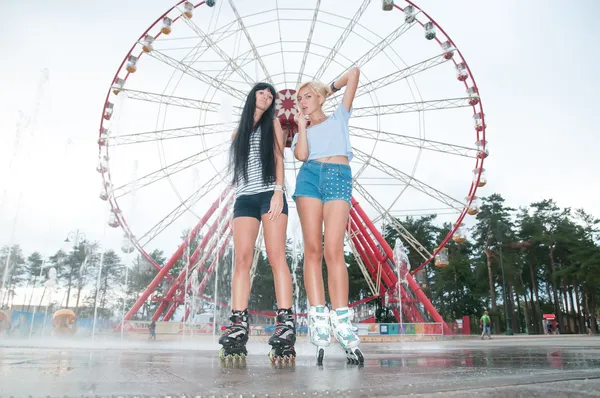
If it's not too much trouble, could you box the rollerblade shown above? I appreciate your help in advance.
[268,308,296,365]
[330,307,364,365]
[218,309,249,365]
[308,305,331,365]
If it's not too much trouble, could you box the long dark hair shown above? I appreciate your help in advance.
[230,82,280,186]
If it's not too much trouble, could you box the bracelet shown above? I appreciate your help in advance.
[274,185,284,192]
[330,81,340,93]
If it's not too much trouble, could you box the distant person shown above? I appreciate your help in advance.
[546,320,552,335]
[149,321,156,340]
[480,311,492,340]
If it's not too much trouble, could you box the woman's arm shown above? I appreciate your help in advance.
[274,119,285,186]
[331,66,360,112]
[269,119,286,220]
[293,108,309,161]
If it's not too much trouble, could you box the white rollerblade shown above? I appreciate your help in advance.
[330,307,364,365]
[308,305,331,365]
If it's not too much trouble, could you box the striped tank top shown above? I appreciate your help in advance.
[235,126,275,198]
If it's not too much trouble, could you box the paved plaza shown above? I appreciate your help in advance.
[1,336,599,397]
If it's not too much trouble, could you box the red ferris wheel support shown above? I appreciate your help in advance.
[123,193,451,335]
[349,197,452,335]
[158,219,232,321]
[151,196,233,321]
[123,187,230,321]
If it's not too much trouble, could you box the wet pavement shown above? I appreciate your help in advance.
[1,336,599,397]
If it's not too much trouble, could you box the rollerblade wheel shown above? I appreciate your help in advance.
[317,348,324,365]
[268,348,278,364]
[346,348,364,365]
[355,349,364,365]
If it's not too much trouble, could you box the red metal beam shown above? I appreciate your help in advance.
[182,235,231,323]
[350,196,451,334]
[123,187,230,320]
[186,198,233,272]
[349,210,395,289]
[194,227,233,298]
[153,198,232,320]
[175,225,234,322]
[158,217,232,321]
[348,220,384,294]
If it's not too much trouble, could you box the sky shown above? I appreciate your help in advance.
[1,0,599,298]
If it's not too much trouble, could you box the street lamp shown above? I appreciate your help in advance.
[497,223,513,335]
[64,229,86,247]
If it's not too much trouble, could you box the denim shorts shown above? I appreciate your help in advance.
[292,160,353,204]
[233,190,288,220]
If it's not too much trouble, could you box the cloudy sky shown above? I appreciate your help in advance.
[1,0,598,271]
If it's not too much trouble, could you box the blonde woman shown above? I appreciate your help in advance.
[291,67,363,365]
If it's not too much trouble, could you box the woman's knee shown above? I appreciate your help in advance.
[234,249,253,273]
[266,247,287,269]
[303,240,323,264]
[324,245,344,266]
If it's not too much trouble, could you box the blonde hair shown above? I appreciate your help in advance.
[296,80,333,106]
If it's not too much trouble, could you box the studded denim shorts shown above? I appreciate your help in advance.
[292,160,353,204]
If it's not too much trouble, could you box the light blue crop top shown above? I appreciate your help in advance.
[291,103,353,162]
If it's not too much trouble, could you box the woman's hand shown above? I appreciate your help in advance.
[268,190,284,220]
[294,105,307,130]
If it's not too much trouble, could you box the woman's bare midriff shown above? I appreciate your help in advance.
[314,155,349,165]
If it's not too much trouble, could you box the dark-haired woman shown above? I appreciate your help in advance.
[218,82,296,363]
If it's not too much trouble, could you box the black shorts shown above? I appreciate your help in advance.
[233,190,289,220]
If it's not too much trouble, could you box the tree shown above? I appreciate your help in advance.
[384,215,438,290]
[471,194,517,328]
[72,242,96,314]
[528,200,570,333]
[429,223,482,322]
[57,240,91,308]
[84,250,123,318]
[0,245,26,309]
[126,250,165,320]
[23,252,44,312]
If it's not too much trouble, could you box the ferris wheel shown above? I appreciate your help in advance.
[97,0,488,326]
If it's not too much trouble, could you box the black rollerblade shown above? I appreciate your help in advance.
[268,308,296,365]
[219,309,249,364]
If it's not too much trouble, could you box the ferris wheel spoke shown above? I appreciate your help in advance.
[353,148,465,211]
[386,208,460,218]
[345,231,379,297]
[342,20,416,79]
[353,182,432,262]
[351,97,473,117]
[109,122,237,146]
[296,0,322,86]
[112,141,229,199]
[189,203,233,275]
[325,53,450,111]
[349,126,478,158]
[147,50,248,101]
[116,88,223,112]
[313,0,371,80]
[178,12,256,87]
[227,0,274,86]
[137,172,231,248]
[153,19,240,55]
